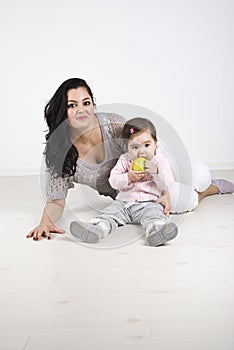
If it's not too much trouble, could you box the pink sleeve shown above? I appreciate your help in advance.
[157,154,174,189]
[109,156,130,190]
[150,153,174,190]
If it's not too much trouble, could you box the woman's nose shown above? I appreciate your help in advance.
[76,106,84,113]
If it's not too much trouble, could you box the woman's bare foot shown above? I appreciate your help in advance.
[197,185,219,202]
[197,179,234,202]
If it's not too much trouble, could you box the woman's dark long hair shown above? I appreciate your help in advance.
[44,78,95,177]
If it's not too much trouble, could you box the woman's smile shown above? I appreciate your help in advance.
[75,115,88,120]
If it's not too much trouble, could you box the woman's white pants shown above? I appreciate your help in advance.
[169,162,211,213]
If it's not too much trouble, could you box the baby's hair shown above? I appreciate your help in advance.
[122,117,157,143]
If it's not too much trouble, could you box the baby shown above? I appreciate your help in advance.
[70,117,178,246]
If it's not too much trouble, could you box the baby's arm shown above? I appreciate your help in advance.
[148,154,173,216]
[109,155,130,189]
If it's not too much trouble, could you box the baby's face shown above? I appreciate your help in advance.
[127,131,157,161]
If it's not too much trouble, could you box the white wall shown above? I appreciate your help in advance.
[0,0,233,174]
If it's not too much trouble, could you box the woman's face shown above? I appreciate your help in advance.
[66,87,96,129]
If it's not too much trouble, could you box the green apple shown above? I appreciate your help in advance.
[132,157,146,171]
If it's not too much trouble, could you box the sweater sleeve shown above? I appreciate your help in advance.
[108,155,130,190]
[45,168,74,200]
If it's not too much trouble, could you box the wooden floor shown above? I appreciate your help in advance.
[0,170,234,350]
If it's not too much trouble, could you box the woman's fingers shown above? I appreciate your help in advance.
[36,227,50,240]
[52,227,65,234]
[26,225,64,241]
[26,230,35,238]
[42,231,51,240]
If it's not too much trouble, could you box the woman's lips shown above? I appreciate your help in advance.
[75,115,88,120]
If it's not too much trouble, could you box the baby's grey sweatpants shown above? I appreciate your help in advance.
[91,200,168,236]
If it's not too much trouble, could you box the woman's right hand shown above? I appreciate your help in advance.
[27,199,66,240]
[26,223,65,241]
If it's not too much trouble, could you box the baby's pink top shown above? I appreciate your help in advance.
[109,151,174,202]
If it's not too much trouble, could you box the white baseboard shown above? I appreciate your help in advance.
[0,163,233,176]
[206,162,234,170]
[0,168,40,176]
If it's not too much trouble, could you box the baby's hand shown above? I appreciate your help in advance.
[128,169,145,183]
[157,194,170,217]
[144,160,158,174]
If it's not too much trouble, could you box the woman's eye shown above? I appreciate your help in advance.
[84,101,91,106]
[67,103,76,109]
[145,144,150,148]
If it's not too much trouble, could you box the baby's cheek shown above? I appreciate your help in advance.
[146,151,154,160]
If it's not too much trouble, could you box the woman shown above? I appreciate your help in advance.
[27,78,234,241]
